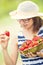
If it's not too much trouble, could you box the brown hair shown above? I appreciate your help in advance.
[32,16,43,33]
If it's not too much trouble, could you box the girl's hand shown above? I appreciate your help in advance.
[37,52,43,58]
[0,34,10,49]
[25,52,37,58]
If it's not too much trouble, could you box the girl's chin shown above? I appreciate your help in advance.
[22,26,29,29]
[21,25,30,29]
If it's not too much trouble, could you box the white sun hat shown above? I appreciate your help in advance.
[9,1,43,19]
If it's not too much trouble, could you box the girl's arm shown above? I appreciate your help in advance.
[2,41,18,65]
[0,34,18,65]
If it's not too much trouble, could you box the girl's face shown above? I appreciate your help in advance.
[18,18,33,30]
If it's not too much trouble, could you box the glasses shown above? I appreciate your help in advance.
[17,18,31,23]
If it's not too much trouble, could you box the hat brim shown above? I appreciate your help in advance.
[9,10,43,19]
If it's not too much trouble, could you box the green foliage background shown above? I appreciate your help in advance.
[0,0,43,65]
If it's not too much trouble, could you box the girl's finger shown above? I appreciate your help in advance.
[37,52,43,57]
[30,52,37,57]
[25,53,32,58]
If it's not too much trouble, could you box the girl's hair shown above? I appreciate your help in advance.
[32,16,43,33]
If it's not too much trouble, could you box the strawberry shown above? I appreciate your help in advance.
[28,44,33,48]
[32,36,40,41]
[5,31,10,37]
[24,44,28,49]
[32,42,38,47]
[26,40,32,45]
[20,47,25,51]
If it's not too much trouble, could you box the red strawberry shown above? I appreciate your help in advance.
[20,47,25,51]
[5,31,10,37]
[32,42,38,47]
[24,44,28,49]
[28,44,33,49]
[32,36,40,41]
[26,40,32,45]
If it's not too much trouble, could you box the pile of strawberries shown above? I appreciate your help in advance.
[19,36,43,53]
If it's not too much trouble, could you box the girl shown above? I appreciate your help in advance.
[0,1,43,65]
